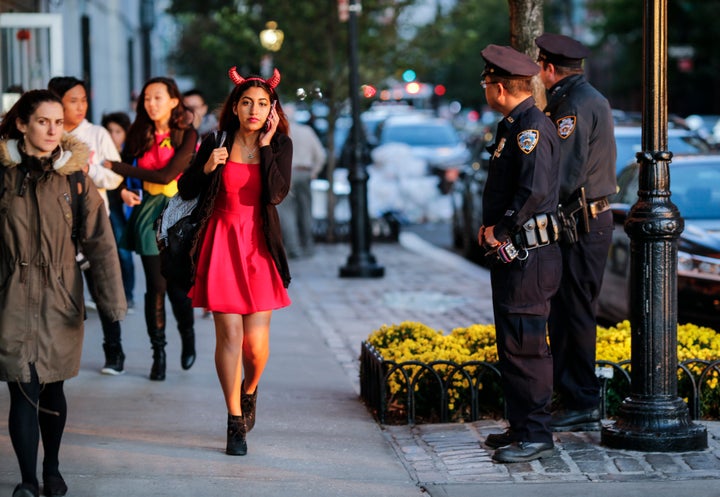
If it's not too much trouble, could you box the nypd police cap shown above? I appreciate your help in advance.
[481,44,539,79]
[535,33,590,68]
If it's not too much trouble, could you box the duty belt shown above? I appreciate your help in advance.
[587,197,610,217]
[485,213,560,264]
[512,212,561,252]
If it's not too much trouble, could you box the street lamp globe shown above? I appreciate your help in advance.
[259,21,284,52]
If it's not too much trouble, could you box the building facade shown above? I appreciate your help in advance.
[1,0,177,122]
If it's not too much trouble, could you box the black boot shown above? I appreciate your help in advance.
[180,330,195,370]
[226,414,247,456]
[145,292,167,381]
[168,283,196,370]
[101,343,125,375]
[100,307,125,375]
[241,381,258,432]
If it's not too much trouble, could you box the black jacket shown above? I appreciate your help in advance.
[544,74,617,202]
[178,131,292,288]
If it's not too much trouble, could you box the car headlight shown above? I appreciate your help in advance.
[678,250,720,280]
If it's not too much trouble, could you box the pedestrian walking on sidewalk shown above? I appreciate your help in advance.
[101,111,137,313]
[277,104,326,258]
[0,90,126,497]
[178,67,292,456]
[535,33,617,432]
[48,76,128,375]
[104,77,199,381]
[476,45,562,463]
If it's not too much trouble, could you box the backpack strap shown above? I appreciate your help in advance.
[68,171,85,252]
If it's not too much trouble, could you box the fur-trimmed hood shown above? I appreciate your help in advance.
[0,134,89,175]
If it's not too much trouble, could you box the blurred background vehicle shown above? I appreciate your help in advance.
[597,154,720,330]
[372,113,471,194]
[614,125,713,172]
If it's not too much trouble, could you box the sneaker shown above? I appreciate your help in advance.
[101,347,125,375]
[101,363,125,375]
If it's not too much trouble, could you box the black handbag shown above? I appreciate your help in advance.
[156,130,226,292]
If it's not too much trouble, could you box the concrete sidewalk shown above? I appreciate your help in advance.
[1,232,720,497]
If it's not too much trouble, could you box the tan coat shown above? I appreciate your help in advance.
[0,135,127,383]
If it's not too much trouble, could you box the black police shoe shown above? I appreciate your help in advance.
[484,429,517,449]
[492,442,555,463]
[550,407,601,432]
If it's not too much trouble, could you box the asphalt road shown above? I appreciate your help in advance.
[402,221,457,253]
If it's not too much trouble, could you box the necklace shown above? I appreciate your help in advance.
[242,141,258,159]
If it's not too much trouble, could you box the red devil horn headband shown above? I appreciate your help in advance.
[228,66,281,89]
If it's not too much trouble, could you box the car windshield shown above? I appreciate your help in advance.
[615,132,712,171]
[671,163,720,219]
[616,161,720,220]
[381,123,460,147]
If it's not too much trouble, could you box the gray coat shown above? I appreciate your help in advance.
[0,135,127,383]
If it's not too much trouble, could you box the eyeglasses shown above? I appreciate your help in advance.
[481,80,500,89]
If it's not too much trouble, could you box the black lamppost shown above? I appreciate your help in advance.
[339,0,384,278]
[600,0,707,451]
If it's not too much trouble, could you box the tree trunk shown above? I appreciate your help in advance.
[508,0,546,108]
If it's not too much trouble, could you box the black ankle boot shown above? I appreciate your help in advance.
[226,414,247,456]
[241,381,258,432]
[180,329,196,370]
[42,472,67,497]
[150,347,166,381]
[12,483,38,497]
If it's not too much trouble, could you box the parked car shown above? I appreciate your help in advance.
[597,155,720,330]
[614,125,713,172]
[373,114,471,194]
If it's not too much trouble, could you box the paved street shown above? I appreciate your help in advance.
[1,231,719,497]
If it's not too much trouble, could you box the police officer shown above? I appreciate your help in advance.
[535,33,617,431]
[477,44,561,463]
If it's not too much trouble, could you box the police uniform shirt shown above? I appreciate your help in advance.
[482,97,560,242]
[544,74,617,202]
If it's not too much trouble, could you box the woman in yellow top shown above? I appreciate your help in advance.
[106,77,198,381]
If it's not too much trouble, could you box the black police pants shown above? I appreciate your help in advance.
[491,246,560,444]
[549,209,613,410]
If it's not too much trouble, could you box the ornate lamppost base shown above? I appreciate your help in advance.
[601,397,707,452]
[339,256,385,278]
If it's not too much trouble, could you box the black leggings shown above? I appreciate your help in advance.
[7,365,67,487]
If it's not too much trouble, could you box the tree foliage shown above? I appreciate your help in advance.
[590,0,720,114]
[404,0,510,109]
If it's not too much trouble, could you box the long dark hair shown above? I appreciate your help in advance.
[0,89,62,140]
[217,76,289,138]
[124,77,190,158]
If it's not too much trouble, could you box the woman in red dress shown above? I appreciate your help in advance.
[178,67,292,456]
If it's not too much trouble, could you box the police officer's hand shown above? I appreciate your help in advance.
[479,225,500,248]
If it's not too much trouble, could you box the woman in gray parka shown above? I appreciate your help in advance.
[0,90,127,497]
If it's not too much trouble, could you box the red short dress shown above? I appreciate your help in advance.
[188,160,291,314]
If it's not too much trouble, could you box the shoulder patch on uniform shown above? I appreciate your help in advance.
[556,116,576,139]
[517,130,539,154]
